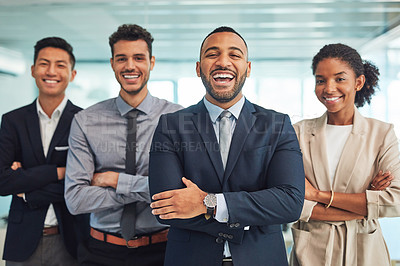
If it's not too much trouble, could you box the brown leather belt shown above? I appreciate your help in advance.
[90,227,168,248]
[43,226,59,236]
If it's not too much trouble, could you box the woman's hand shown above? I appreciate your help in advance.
[305,177,320,201]
[370,170,393,191]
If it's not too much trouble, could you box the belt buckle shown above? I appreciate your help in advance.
[126,236,139,248]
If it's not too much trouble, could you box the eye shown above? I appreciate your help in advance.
[205,53,218,58]
[116,57,126,62]
[336,77,345,82]
[135,56,145,61]
[315,79,325,84]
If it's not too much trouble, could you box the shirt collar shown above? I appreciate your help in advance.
[203,96,245,123]
[116,91,154,117]
[36,96,68,119]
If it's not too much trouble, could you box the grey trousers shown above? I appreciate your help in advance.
[6,234,77,266]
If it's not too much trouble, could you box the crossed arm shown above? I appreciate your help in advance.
[306,171,393,221]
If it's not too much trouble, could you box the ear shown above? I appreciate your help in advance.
[246,61,252,78]
[150,56,155,71]
[70,69,77,82]
[31,65,35,78]
[196,61,201,77]
[355,74,366,91]
[110,57,114,70]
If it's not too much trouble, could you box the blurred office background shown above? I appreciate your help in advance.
[0,0,400,263]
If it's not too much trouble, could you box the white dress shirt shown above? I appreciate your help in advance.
[35,96,68,227]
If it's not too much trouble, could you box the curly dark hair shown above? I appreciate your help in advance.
[34,37,75,69]
[109,24,154,58]
[311,43,380,107]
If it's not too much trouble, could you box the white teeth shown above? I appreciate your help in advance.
[325,97,340,101]
[44,80,57,84]
[213,73,234,79]
[123,75,139,79]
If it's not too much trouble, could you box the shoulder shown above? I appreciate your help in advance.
[359,115,394,136]
[150,95,183,114]
[2,102,34,121]
[74,98,117,119]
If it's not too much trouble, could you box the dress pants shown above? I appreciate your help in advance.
[6,234,77,266]
[77,235,166,266]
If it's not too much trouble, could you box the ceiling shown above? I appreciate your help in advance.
[1,0,400,72]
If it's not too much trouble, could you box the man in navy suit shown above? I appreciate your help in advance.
[149,26,305,266]
[0,37,89,265]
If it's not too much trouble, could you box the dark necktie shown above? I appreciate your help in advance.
[219,110,232,169]
[121,109,138,241]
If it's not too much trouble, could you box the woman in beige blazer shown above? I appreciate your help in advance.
[290,43,400,266]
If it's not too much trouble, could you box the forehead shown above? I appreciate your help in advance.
[113,39,149,56]
[201,32,247,56]
[36,47,71,63]
[315,58,354,74]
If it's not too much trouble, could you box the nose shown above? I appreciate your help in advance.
[46,63,56,76]
[216,54,232,68]
[324,80,336,93]
[125,58,136,71]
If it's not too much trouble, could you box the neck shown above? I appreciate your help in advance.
[327,108,355,125]
[205,92,243,110]
[38,94,65,118]
[120,87,148,108]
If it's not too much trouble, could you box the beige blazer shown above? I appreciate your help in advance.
[290,108,400,266]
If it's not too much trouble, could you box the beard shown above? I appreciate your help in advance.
[199,67,247,103]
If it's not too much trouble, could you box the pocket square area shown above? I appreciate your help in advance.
[55,146,69,151]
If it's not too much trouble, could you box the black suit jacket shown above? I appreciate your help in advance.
[0,100,89,261]
[149,100,305,266]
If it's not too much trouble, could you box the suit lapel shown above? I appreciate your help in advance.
[47,100,75,161]
[309,113,331,190]
[224,100,256,182]
[191,102,225,184]
[333,108,366,191]
[26,101,46,164]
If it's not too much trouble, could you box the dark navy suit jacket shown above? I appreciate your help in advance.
[0,100,89,261]
[149,99,305,266]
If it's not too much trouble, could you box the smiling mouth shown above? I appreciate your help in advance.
[44,79,59,84]
[212,73,234,84]
[324,96,343,102]
[123,74,140,79]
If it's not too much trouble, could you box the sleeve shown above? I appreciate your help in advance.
[149,114,245,244]
[293,122,318,222]
[223,114,305,227]
[65,115,147,215]
[25,181,65,208]
[0,114,58,196]
[366,125,400,220]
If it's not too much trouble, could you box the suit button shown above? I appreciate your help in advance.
[216,238,224,244]
[223,234,228,238]
[228,235,233,239]
[229,224,235,228]
[235,223,240,227]
[218,232,223,237]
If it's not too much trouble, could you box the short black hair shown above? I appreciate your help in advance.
[199,26,248,60]
[34,37,75,69]
[312,43,380,107]
[109,24,154,58]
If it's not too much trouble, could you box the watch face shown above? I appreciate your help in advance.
[204,194,217,207]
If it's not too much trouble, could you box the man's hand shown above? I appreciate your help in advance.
[370,170,393,191]
[150,177,207,219]
[91,171,119,188]
[57,167,66,180]
[11,161,22,170]
[10,162,24,198]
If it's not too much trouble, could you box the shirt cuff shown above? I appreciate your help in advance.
[215,193,229,223]
[299,199,318,222]
[365,190,380,220]
[115,173,132,195]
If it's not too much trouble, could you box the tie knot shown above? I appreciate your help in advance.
[220,110,232,119]
[126,109,139,119]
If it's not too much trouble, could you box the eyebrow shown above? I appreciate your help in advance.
[37,58,68,64]
[203,46,245,55]
[114,53,146,57]
[315,71,347,78]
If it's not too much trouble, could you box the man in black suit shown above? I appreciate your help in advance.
[0,37,89,265]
